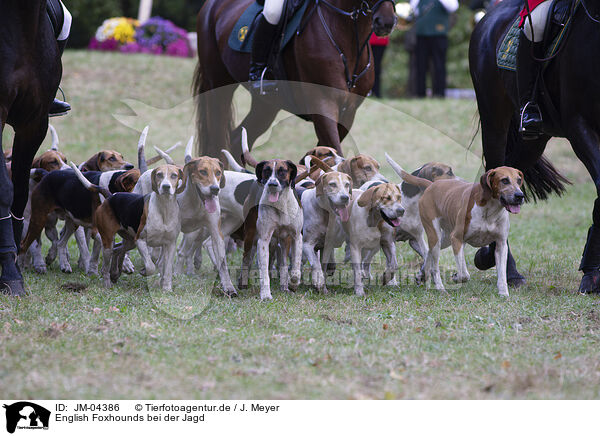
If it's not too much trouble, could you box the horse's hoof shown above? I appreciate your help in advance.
[578,271,600,294]
[34,265,47,274]
[325,262,336,277]
[60,265,72,274]
[474,246,495,271]
[225,289,238,298]
[0,280,26,296]
[508,272,526,288]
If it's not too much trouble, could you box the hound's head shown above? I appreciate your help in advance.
[337,154,386,188]
[417,162,455,181]
[183,157,225,213]
[481,166,524,214]
[31,150,69,172]
[256,159,297,203]
[300,146,344,166]
[114,169,141,192]
[151,164,184,196]
[315,171,353,222]
[94,150,134,171]
[357,182,404,227]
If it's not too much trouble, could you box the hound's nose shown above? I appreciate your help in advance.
[514,191,525,202]
[161,184,170,193]
[267,181,278,188]
[339,194,349,203]
[124,163,134,170]
[396,207,405,217]
[210,185,220,196]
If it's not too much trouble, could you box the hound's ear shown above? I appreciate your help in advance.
[517,169,524,186]
[299,150,311,165]
[315,174,325,197]
[218,160,226,189]
[343,174,354,199]
[176,168,186,194]
[480,170,495,200]
[256,161,267,184]
[286,160,297,189]
[151,168,159,194]
[357,185,378,208]
[31,156,42,168]
[337,157,352,176]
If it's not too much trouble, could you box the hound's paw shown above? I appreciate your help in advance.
[33,263,47,274]
[289,272,301,291]
[60,263,73,274]
[122,256,135,274]
[225,288,238,298]
[451,273,470,283]
[260,293,273,301]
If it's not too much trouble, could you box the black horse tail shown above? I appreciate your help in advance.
[192,62,234,159]
[505,115,571,202]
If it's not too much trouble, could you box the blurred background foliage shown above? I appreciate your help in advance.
[66,0,478,96]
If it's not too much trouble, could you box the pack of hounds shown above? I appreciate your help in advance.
[13,125,526,299]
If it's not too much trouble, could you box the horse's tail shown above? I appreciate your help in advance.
[506,115,571,201]
[192,62,234,159]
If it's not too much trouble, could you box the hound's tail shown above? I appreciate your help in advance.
[48,124,59,151]
[137,126,150,173]
[221,149,249,173]
[241,127,258,168]
[385,153,432,190]
[184,136,195,164]
[69,162,112,199]
[294,156,334,183]
[146,141,180,166]
[152,146,175,165]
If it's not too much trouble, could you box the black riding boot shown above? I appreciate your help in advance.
[248,15,278,93]
[49,38,71,117]
[578,225,600,294]
[516,33,543,139]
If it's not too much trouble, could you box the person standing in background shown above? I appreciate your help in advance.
[410,0,458,98]
[369,33,390,98]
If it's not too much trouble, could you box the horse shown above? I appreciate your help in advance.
[193,0,397,160]
[0,1,63,295]
[468,0,600,292]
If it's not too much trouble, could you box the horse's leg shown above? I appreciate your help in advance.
[0,123,24,295]
[564,118,600,293]
[312,99,342,154]
[232,97,279,157]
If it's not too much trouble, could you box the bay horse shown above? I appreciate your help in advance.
[0,1,63,295]
[468,0,600,291]
[193,0,397,159]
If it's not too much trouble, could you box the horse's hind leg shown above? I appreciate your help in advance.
[231,97,279,159]
[0,122,24,295]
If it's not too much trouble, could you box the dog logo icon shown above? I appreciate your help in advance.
[3,402,50,434]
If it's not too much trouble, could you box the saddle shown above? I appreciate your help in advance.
[497,0,578,71]
[228,0,309,55]
[46,0,65,40]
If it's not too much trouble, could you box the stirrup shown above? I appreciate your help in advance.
[519,101,543,140]
[250,68,278,96]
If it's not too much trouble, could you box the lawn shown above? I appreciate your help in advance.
[1,51,600,399]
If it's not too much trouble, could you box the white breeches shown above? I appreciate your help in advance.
[58,0,72,41]
[263,0,285,25]
[523,0,552,42]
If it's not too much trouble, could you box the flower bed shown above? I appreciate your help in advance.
[89,16,192,58]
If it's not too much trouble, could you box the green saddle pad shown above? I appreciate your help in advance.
[228,0,309,53]
[497,7,575,71]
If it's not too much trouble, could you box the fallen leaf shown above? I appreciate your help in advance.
[13,318,23,325]
[140,322,151,328]
[91,308,101,314]
[60,282,87,292]
[389,370,404,381]
[43,322,67,338]
[415,327,422,333]
[185,306,193,312]
[383,324,389,330]
[112,348,122,355]
[502,360,511,369]
[108,306,120,312]
[554,352,562,360]
[384,392,396,400]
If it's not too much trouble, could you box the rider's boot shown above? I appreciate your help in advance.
[578,225,600,294]
[50,38,71,117]
[248,14,279,94]
[516,32,543,139]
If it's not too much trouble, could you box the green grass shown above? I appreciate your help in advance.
[2,51,600,399]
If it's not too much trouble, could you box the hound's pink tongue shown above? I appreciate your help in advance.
[268,192,280,203]
[506,204,521,214]
[336,206,350,222]
[203,197,217,213]
[390,217,402,227]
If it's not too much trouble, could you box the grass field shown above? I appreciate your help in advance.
[2,51,600,399]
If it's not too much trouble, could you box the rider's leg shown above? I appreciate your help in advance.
[517,0,552,137]
[248,0,284,83]
[49,0,71,117]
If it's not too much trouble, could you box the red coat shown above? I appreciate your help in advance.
[369,34,390,47]
[519,0,546,26]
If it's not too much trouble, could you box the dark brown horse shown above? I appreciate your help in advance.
[0,1,63,295]
[194,0,397,159]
